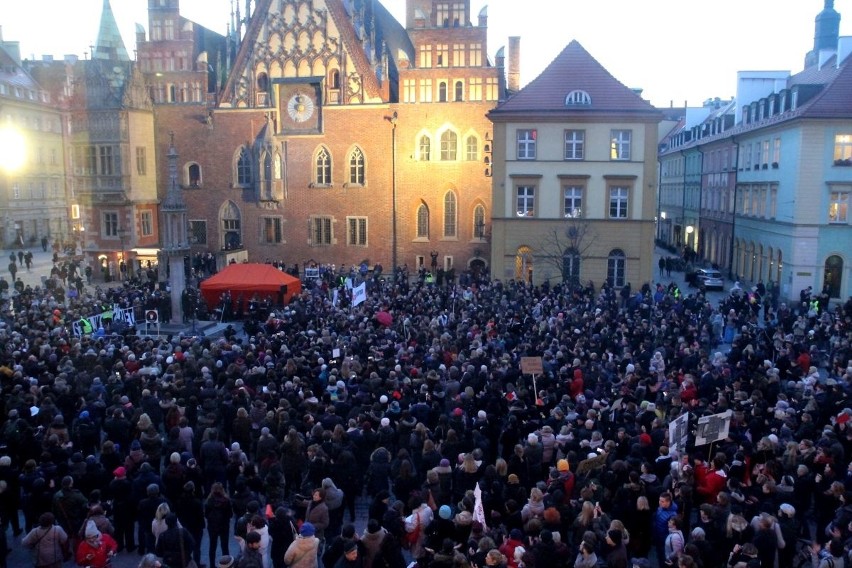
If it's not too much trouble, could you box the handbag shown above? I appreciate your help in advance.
[402,511,421,550]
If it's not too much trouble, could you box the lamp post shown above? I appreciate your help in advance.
[388,111,398,272]
[117,228,128,280]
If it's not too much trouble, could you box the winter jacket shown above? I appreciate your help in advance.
[284,536,320,568]
[652,501,678,542]
[75,533,118,568]
[305,500,330,539]
[22,524,68,568]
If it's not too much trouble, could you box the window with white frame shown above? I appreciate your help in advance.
[607,249,626,287]
[443,191,457,237]
[465,136,478,161]
[102,212,119,237]
[311,216,332,245]
[469,44,482,67]
[436,44,448,67]
[609,186,629,218]
[403,79,416,103]
[762,141,770,167]
[829,191,849,223]
[517,129,536,160]
[564,90,591,105]
[610,130,631,160]
[485,78,498,101]
[420,79,432,103]
[140,211,153,236]
[469,78,482,101]
[438,82,448,102]
[563,186,583,218]
[773,138,781,164]
[564,130,585,160]
[440,131,458,161]
[262,217,283,243]
[834,134,852,162]
[454,81,464,102]
[419,135,431,161]
[419,45,432,68]
[347,217,367,246]
[516,185,535,217]
[452,44,464,67]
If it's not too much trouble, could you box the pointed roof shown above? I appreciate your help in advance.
[93,0,130,62]
[797,55,852,118]
[490,40,658,117]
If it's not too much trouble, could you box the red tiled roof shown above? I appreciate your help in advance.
[490,40,658,116]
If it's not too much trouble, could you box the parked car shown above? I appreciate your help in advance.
[695,268,724,290]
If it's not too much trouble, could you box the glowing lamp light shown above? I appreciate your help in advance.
[685,225,694,234]
[0,126,26,172]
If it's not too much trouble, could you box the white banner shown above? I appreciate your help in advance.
[473,482,487,530]
[669,412,690,452]
[695,410,731,446]
[351,282,367,306]
[71,305,136,336]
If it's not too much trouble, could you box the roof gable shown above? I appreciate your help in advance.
[491,40,657,116]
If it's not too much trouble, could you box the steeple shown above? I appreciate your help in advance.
[805,0,841,67]
[162,132,187,214]
[93,0,130,61]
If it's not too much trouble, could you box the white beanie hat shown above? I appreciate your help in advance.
[85,520,100,539]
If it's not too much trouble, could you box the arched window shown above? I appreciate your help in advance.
[515,246,533,283]
[416,203,429,238]
[440,131,458,161]
[257,72,269,91]
[220,200,242,250]
[824,255,844,298]
[607,249,626,287]
[273,153,282,179]
[563,248,581,285]
[454,81,464,101]
[438,81,448,102]
[261,152,273,198]
[236,146,252,186]
[473,204,485,239]
[315,146,332,185]
[187,163,201,187]
[329,69,340,90]
[419,135,431,161]
[564,90,592,105]
[443,191,457,237]
[348,147,365,185]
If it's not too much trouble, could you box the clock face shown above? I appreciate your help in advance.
[287,92,315,123]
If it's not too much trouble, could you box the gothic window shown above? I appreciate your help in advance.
[443,191,457,237]
[236,146,252,186]
[315,147,332,185]
[419,135,431,161]
[416,203,429,239]
[348,147,365,185]
[440,131,458,161]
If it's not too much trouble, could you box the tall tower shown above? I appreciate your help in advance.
[160,133,190,320]
[805,0,841,67]
[93,0,130,61]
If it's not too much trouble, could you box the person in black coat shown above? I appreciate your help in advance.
[269,507,297,568]
[155,514,196,568]
[175,481,205,566]
[137,483,168,556]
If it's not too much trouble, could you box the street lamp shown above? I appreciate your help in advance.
[118,227,129,280]
[387,111,398,272]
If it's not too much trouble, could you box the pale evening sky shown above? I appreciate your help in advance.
[1,0,849,108]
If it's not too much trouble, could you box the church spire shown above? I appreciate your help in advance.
[805,0,841,67]
[93,0,130,61]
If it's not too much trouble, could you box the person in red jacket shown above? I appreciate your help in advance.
[570,369,584,400]
[694,455,728,504]
[76,520,117,568]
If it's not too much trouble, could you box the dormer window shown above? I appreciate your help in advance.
[565,90,591,106]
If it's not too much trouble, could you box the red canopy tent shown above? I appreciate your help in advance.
[199,263,301,310]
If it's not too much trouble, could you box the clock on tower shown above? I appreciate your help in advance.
[276,79,322,133]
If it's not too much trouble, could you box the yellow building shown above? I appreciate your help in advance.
[488,41,661,288]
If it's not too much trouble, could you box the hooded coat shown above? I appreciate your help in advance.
[284,535,320,568]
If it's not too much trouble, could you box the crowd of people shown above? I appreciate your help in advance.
[0,254,851,568]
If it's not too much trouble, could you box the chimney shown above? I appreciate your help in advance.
[507,36,520,92]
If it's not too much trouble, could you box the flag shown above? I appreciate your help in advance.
[473,482,487,530]
[352,282,367,306]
